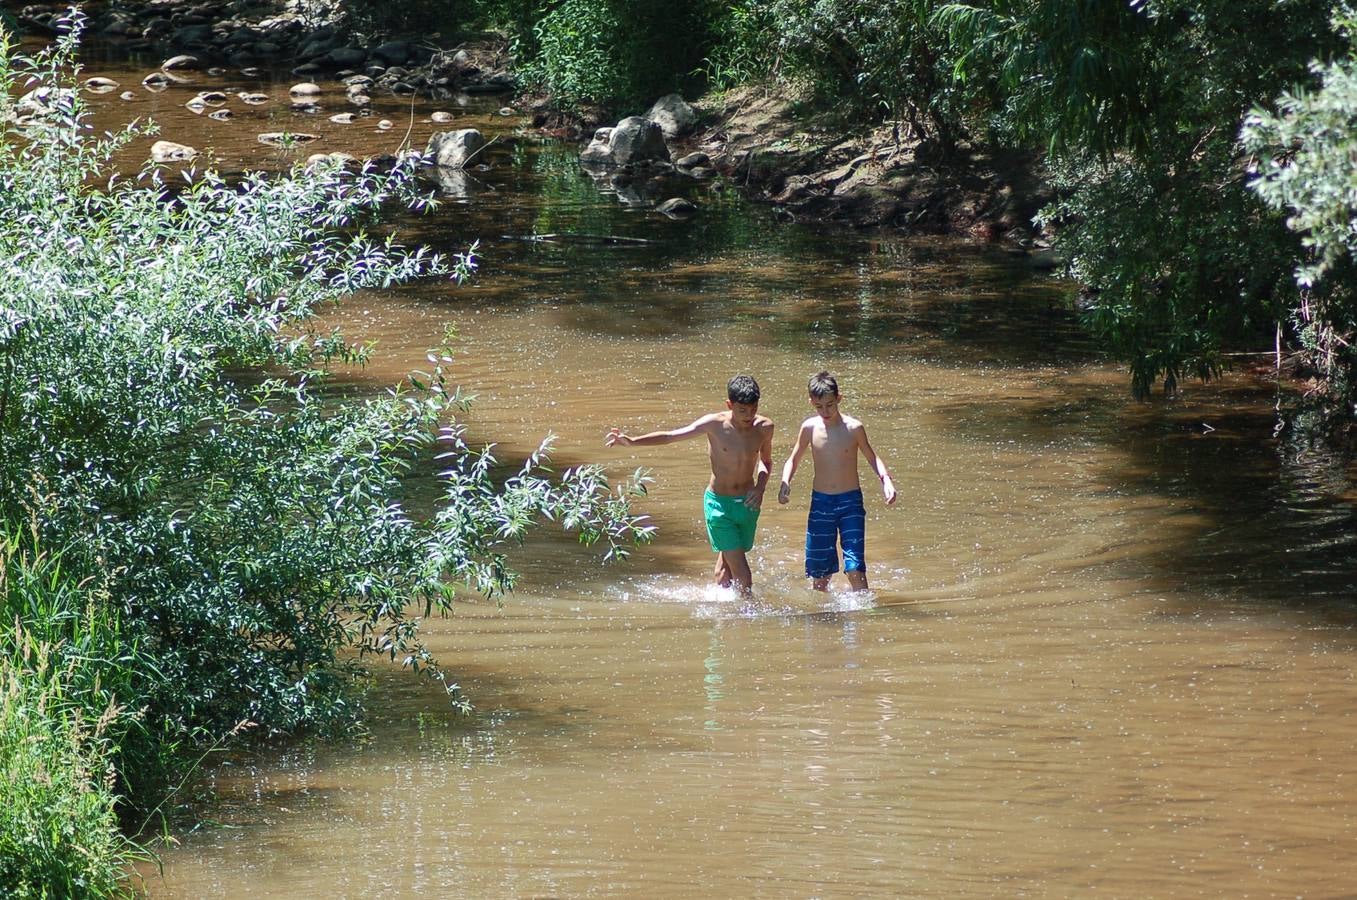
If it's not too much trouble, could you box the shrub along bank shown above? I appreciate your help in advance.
[0,17,650,896]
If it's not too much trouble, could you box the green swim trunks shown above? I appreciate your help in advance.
[704,489,760,552]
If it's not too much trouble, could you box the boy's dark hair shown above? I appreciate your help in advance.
[727,374,760,405]
[808,371,839,399]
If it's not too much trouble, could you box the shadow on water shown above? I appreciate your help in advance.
[935,379,1357,618]
[395,142,1097,370]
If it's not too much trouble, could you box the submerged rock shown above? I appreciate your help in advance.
[16,86,77,117]
[150,140,197,163]
[161,54,201,71]
[305,151,360,169]
[655,197,698,217]
[83,77,119,94]
[257,132,320,147]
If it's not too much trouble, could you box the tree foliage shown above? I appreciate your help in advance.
[0,14,652,826]
[1242,6,1357,406]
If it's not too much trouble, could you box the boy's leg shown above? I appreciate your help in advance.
[723,549,752,595]
[840,490,868,593]
[713,552,732,587]
[805,491,839,591]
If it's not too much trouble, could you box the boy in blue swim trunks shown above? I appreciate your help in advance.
[778,371,896,592]
[606,375,774,595]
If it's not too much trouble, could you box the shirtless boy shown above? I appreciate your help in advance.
[606,374,774,595]
[778,371,896,592]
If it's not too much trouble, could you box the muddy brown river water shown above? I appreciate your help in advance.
[46,43,1357,897]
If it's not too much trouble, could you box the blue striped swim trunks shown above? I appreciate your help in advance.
[805,488,866,578]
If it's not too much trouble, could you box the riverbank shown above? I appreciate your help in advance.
[13,1,1052,250]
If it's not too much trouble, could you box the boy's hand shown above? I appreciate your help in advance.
[882,477,897,505]
[777,481,791,504]
[744,484,765,510]
[605,428,631,447]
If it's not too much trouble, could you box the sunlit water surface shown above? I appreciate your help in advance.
[49,45,1357,898]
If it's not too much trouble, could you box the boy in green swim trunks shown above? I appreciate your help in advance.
[606,374,774,595]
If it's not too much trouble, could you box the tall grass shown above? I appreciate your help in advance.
[0,532,150,898]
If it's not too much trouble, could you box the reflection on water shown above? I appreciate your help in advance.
[63,48,1357,899]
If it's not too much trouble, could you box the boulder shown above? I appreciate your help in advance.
[645,93,696,139]
[289,82,322,98]
[327,47,367,68]
[150,140,197,163]
[580,127,614,165]
[426,129,486,169]
[608,116,670,167]
[371,41,411,66]
[675,151,710,169]
[168,25,213,48]
[298,34,338,60]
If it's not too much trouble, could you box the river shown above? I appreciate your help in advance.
[58,47,1357,897]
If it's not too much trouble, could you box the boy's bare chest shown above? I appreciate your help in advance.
[812,425,854,458]
[709,426,761,457]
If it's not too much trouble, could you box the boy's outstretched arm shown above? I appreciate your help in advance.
[606,415,714,448]
[855,424,896,505]
[778,422,813,504]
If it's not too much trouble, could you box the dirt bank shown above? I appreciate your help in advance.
[682,87,1054,243]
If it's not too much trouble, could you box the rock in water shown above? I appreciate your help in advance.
[655,198,698,217]
[426,129,486,169]
[150,140,197,163]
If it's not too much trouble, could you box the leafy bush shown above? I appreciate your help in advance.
[726,1,968,143]
[509,0,710,111]
[0,11,651,827]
